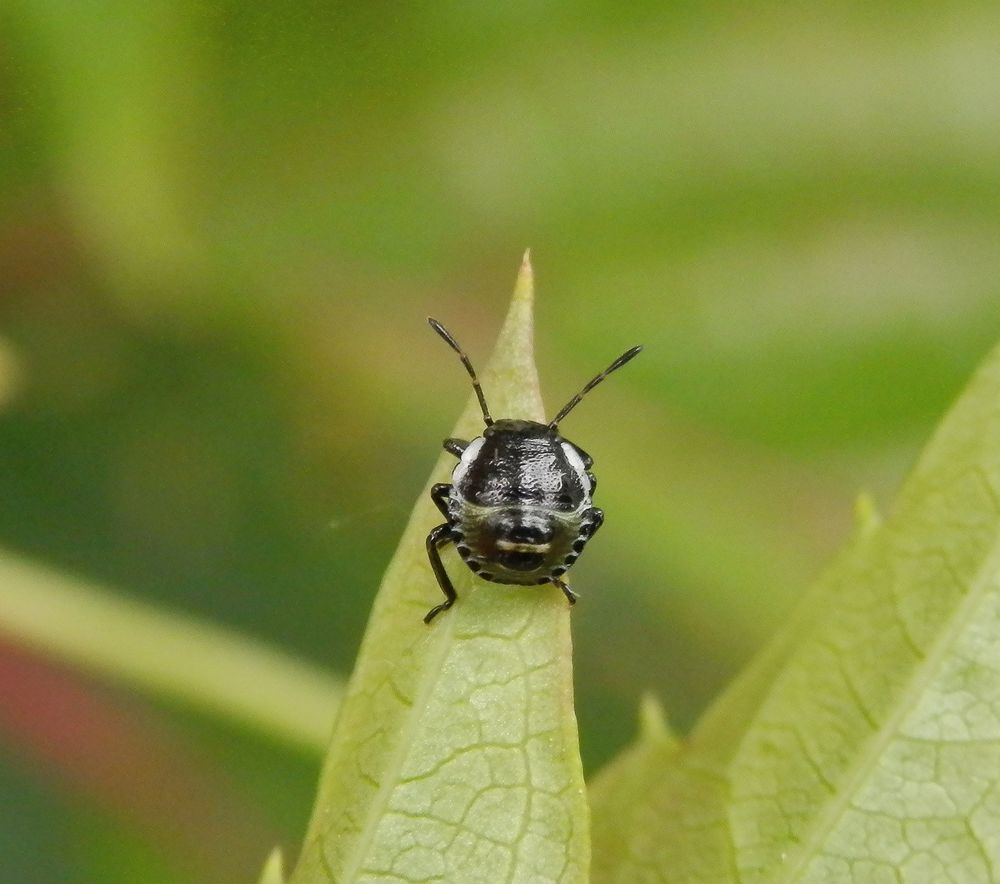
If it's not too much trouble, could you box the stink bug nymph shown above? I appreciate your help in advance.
[423,317,641,623]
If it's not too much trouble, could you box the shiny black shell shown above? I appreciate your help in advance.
[447,419,602,585]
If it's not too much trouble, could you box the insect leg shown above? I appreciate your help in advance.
[552,577,578,606]
[443,438,467,457]
[424,523,457,623]
[585,507,604,537]
[430,483,452,519]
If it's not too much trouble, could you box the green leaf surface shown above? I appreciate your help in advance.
[590,339,1000,882]
[0,550,341,753]
[258,848,285,884]
[291,255,589,883]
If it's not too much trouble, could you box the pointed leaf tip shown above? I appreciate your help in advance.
[853,489,882,536]
[480,254,539,426]
[512,250,534,305]
[638,692,676,747]
[258,847,284,884]
[588,694,684,883]
[290,259,586,883]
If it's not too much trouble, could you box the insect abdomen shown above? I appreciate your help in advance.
[449,498,584,585]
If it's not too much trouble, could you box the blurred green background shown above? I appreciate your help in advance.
[3,2,1000,881]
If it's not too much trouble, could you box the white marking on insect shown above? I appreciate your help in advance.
[451,436,485,486]
[495,540,552,553]
[561,442,591,495]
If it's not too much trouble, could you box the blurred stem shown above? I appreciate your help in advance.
[0,549,341,754]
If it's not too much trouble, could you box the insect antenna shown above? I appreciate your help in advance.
[549,344,642,429]
[428,317,493,426]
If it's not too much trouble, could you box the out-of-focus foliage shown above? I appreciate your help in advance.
[0,550,342,751]
[2,3,1000,882]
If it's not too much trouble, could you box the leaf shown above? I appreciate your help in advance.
[0,549,341,753]
[291,254,589,883]
[258,848,286,884]
[588,695,684,881]
[590,338,1000,882]
[589,500,883,883]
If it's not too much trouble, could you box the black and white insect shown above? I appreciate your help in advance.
[423,317,641,623]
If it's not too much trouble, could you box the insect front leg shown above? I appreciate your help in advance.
[552,577,578,606]
[430,483,452,519]
[443,438,467,458]
[424,522,457,624]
